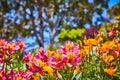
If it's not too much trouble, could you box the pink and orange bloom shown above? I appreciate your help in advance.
[49,50,68,69]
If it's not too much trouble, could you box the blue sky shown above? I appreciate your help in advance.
[109,0,120,8]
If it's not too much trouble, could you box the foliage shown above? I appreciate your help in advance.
[108,2,120,21]
[58,28,85,42]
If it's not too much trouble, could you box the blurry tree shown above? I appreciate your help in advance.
[99,2,120,42]
[0,0,110,49]
[100,2,120,32]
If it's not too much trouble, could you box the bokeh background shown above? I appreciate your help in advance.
[0,0,120,50]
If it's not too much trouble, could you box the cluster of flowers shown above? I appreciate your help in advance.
[0,39,25,63]
[0,39,28,80]
[23,41,81,79]
[0,27,120,80]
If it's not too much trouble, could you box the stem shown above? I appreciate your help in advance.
[2,62,5,70]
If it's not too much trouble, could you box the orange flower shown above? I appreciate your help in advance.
[103,55,114,63]
[84,38,94,45]
[116,44,120,51]
[104,67,117,76]
[16,77,22,80]
[75,66,80,74]
[31,75,40,80]
[100,41,115,53]
[0,72,2,77]
[84,46,93,52]
[34,60,46,67]
[84,37,102,46]
[78,49,86,59]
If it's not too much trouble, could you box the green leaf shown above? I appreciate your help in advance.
[75,72,82,80]
[71,70,77,80]
[56,71,64,80]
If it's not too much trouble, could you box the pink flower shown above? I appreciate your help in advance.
[7,69,16,80]
[62,41,79,53]
[66,51,81,67]
[0,69,6,80]
[28,63,42,72]
[13,71,32,80]
[0,39,7,48]
[49,51,68,69]
[23,52,32,63]
[6,42,20,53]
[0,39,7,54]
[108,29,116,37]
[17,40,26,50]
[20,70,33,79]
[34,48,48,62]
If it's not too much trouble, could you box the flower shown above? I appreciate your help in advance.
[17,40,26,50]
[75,66,80,74]
[111,51,119,58]
[67,51,81,67]
[0,70,3,77]
[84,38,94,46]
[46,50,53,57]
[6,42,20,53]
[31,75,40,80]
[83,45,93,52]
[33,60,46,67]
[28,63,42,72]
[0,69,6,80]
[104,67,117,76]
[43,66,54,76]
[100,41,115,53]
[12,70,32,80]
[49,52,68,69]
[7,69,16,79]
[0,39,7,53]
[34,48,48,62]
[116,44,120,52]
[23,52,32,63]
[103,55,114,64]
[108,29,116,37]
[62,41,79,52]
[65,41,74,51]
[16,77,22,80]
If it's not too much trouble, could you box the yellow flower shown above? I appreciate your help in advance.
[34,60,46,67]
[43,66,54,76]
[46,50,53,57]
[55,53,62,60]
[103,55,114,63]
[104,67,117,76]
